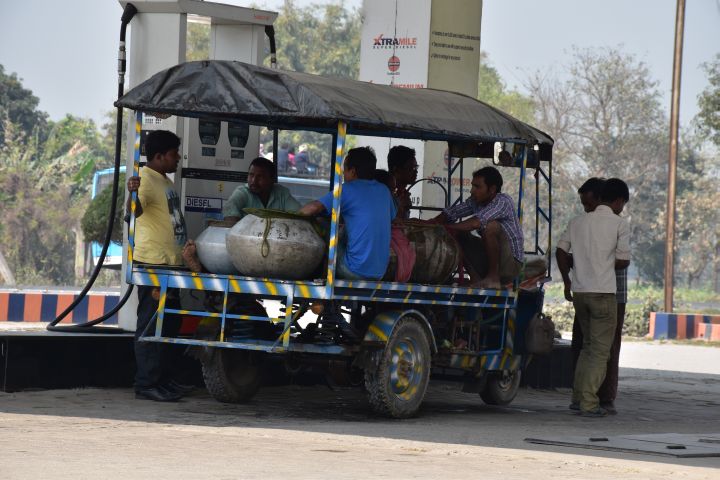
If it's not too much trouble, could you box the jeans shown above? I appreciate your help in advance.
[335,234,379,281]
[134,285,182,390]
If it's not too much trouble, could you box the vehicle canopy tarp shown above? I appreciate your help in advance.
[115,60,553,147]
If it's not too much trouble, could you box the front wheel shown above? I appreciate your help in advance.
[201,349,261,403]
[480,370,521,406]
[364,317,431,418]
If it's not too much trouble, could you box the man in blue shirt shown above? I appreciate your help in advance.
[299,147,397,280]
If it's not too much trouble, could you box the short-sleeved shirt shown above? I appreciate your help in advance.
[319,179,397,279]
[223,184,301,219]
[443,192,524,263]
[134,167,187,265]
[557,205,631,294]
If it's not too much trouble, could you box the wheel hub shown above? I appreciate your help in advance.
[389,338,423,400]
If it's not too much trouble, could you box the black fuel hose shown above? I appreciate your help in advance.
[265,25,277,68]
[265,25,280,169]
[47,3,138,333]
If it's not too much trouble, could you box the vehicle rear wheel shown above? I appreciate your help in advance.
[480,370,521,406]
[201,349,261,403]
[364,317,431,418]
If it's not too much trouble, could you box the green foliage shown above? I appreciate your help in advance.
[0,66,108,286]
[546,281,720,335]
[256,2,362,174]
[0,64,49,148]
[478,55,535,123]
[0,120,81,285]
[186,21,210,61]
[569,50,668,278]
[543,294,659,338]
[698,54,720,148]
[546,282,720,307]
[272,0,360,79]
[633,240,665,286]
[528,47,672,284]
[623,295,660,337]
[42,114,102,163]
[81,172,126,245]
[99,110,127,169]
[542,301,575,333]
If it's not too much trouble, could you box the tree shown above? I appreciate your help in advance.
[0,120,81,285]
[273,0,361,79]
[42,114,102,161]
[81,172,126,245]
[666,129,720,288]
[186,21,210,61]
[695,54,720,291]
[259,1,361,171]
[0,64,49,148]
[697,54,720,148]
[528,47,670,284]
[478,54,535,124]
[0,67,108,286]
[99,109,128,169]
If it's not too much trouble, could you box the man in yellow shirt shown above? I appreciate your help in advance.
[126,130,193,402]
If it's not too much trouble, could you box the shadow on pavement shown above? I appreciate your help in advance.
[1,367,719,468]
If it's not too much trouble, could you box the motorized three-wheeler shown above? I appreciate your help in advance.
[117,60,554,418]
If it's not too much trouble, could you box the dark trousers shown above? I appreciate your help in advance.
[571,302,626,403]
[135,285,182,390]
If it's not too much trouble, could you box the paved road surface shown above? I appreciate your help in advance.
[0,342,718,479]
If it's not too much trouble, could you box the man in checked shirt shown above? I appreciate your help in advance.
[428,166,523,289]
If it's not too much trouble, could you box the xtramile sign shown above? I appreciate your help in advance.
[358,0,481,215]
[372,33,418,49]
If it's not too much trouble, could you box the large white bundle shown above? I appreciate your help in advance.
[226,214,324,280]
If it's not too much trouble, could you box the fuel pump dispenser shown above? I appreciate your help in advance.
[118,0,277,330]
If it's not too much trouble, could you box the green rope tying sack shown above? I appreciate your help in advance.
[243,208,315,221]
[242,208,326,258]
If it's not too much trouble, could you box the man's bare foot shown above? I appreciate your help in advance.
[182,240,203,273]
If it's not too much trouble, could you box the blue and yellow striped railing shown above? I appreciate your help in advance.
[125,110,142,284]
[324,121,347,296]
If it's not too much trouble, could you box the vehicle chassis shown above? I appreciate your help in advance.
[127,114,552,417]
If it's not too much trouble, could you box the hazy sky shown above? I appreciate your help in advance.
[0,0,717,128]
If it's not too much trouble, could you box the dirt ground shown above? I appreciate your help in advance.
[1,342,719,479]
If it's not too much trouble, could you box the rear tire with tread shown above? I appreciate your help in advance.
[364,317,431,418]
[480,370,521,406]
[201,349,261,403]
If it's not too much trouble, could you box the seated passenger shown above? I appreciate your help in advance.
[183,157,301,272]
[374,169,415,282]
[223,157,301,223]
[373,168,398,212]
[387,145,418,219]
[299,147,396,280]
[429,166,523,289]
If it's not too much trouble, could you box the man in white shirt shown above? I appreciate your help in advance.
[556,178,631,417]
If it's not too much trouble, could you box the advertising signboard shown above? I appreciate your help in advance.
[358,0,482,215]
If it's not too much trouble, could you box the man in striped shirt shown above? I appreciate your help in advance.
[430,166,523,289]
